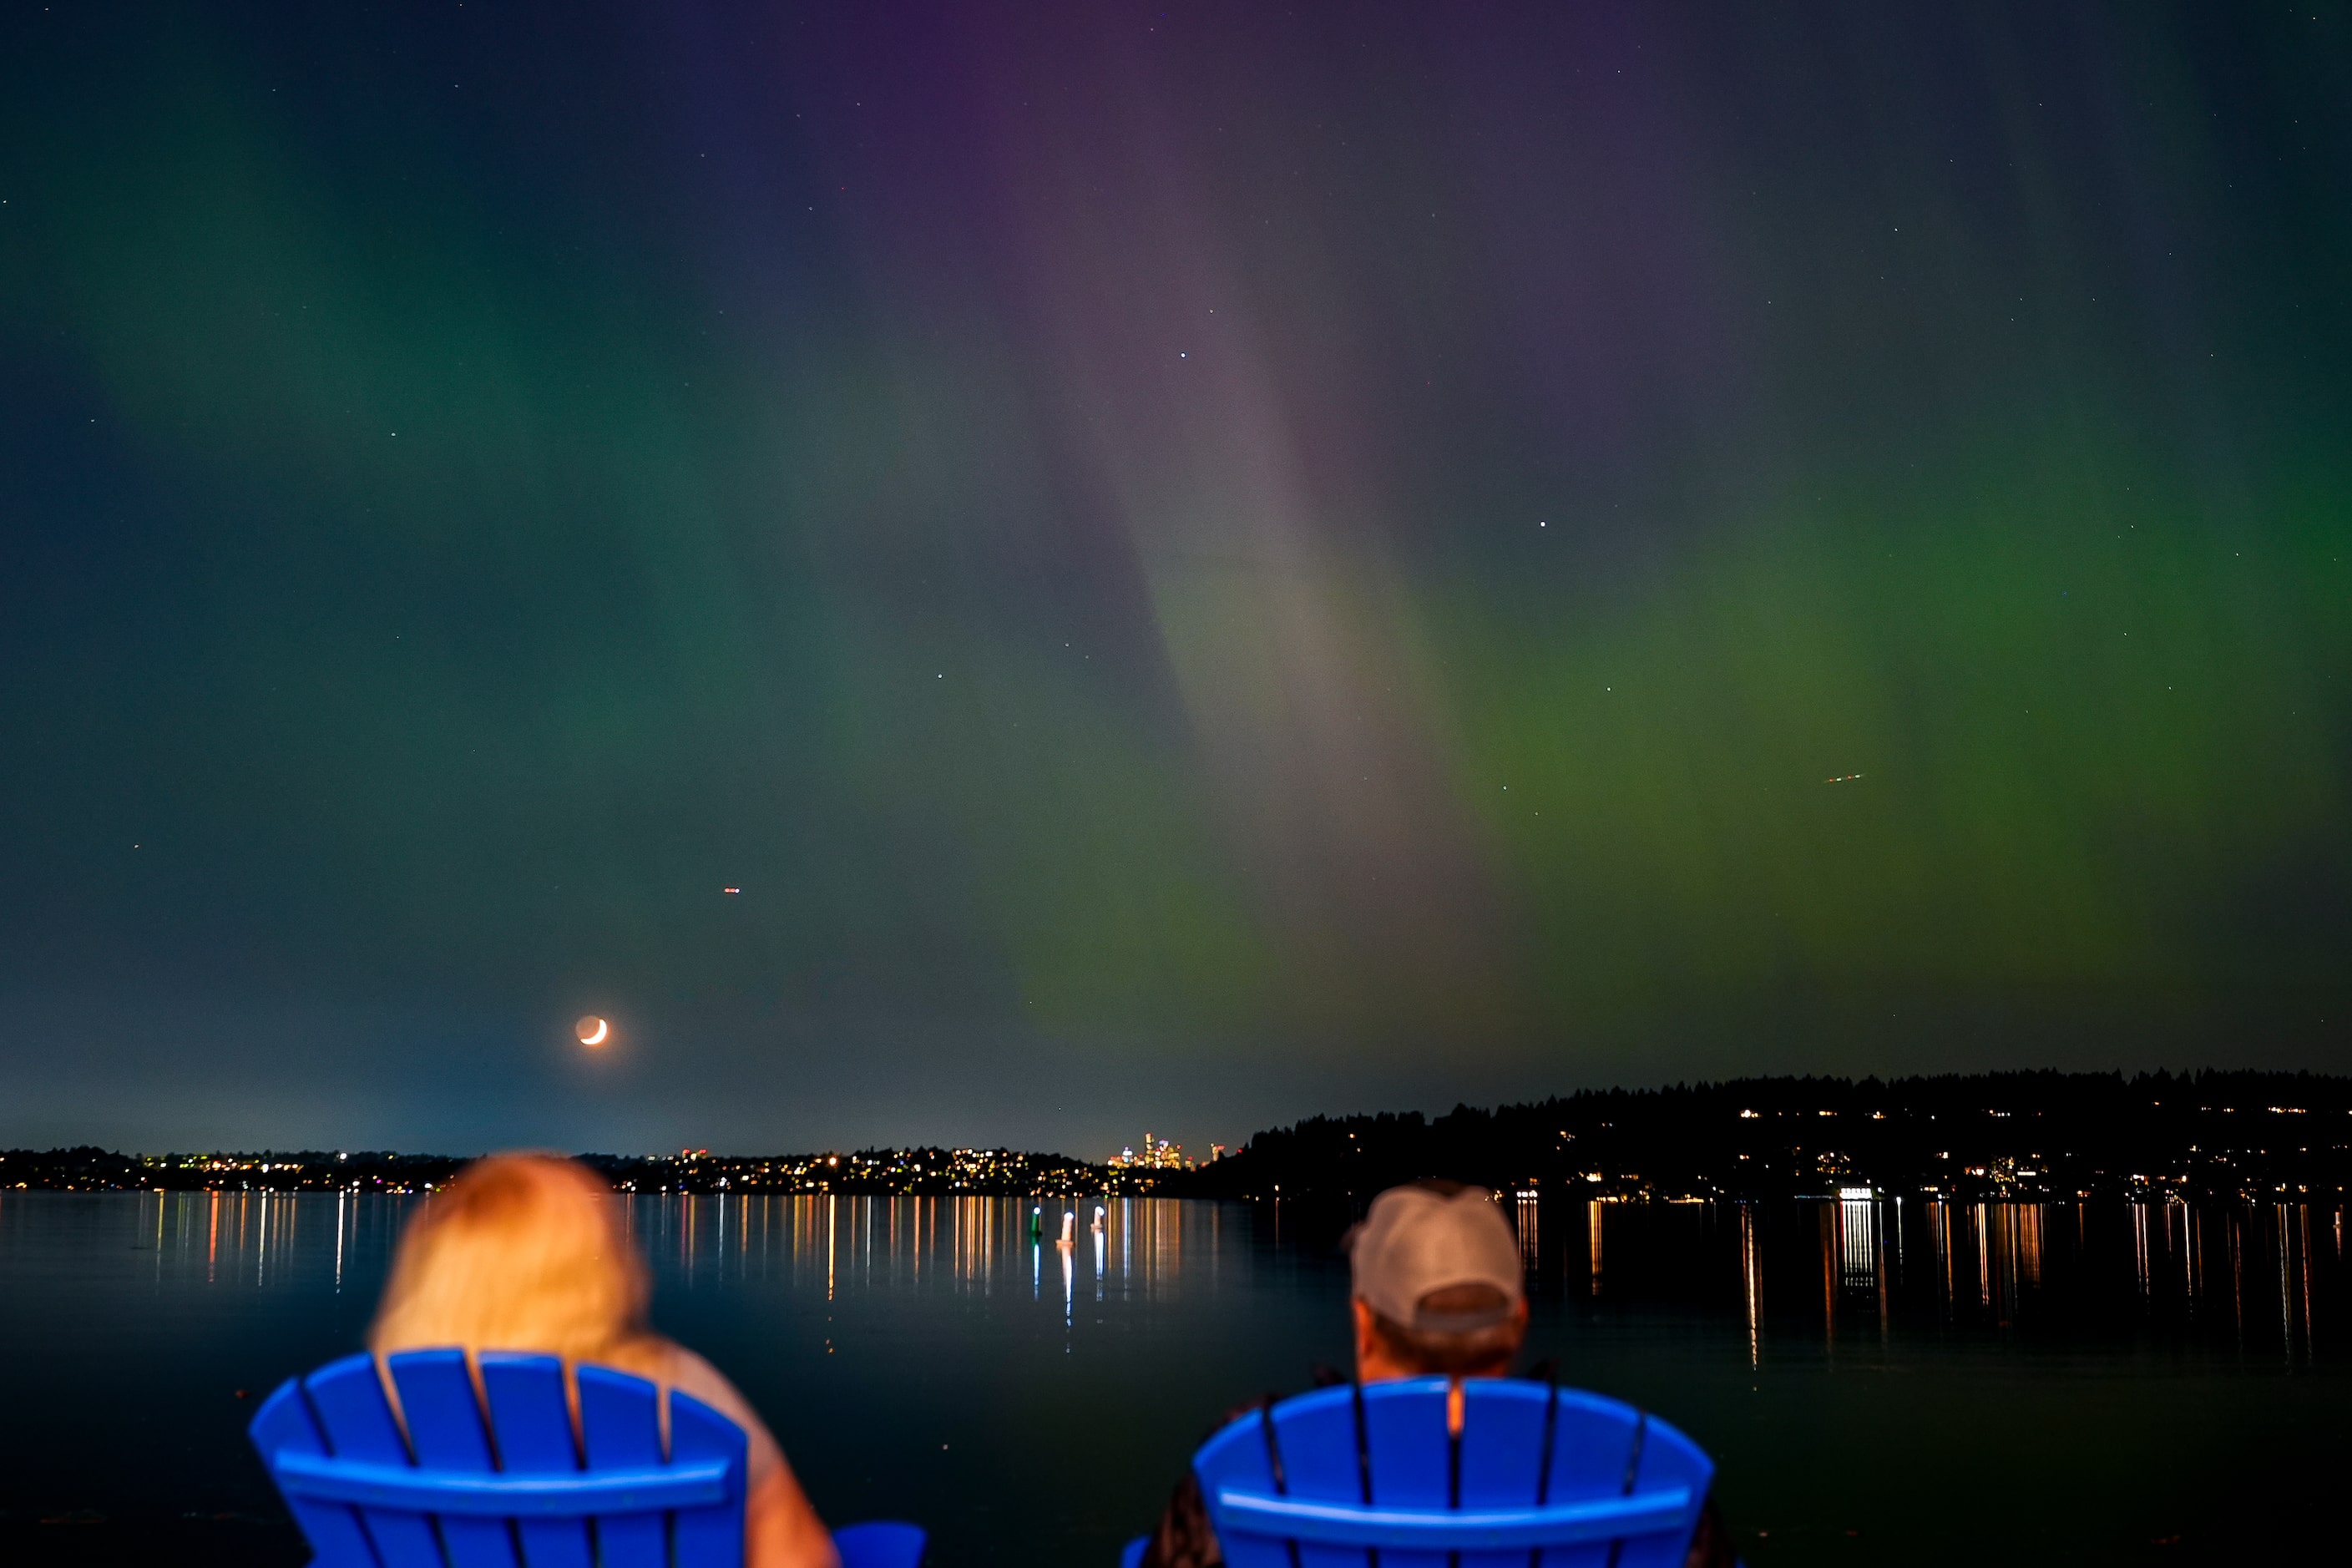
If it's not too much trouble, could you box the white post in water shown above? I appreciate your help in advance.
[1060,1210,1076,1246]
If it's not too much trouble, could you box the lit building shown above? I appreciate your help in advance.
[1108,1134,1186,1171]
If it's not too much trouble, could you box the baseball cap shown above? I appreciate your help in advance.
[1345,1182,1525,1332]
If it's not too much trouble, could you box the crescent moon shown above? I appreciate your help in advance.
[577,1016,609,1046]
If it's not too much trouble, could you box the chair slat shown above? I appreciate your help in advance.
[1611,1414,1712,1568]
[1539,1390,1643,1503]
[669,1391,748,1568]
[306,1353,448,1568]
[1456,1381,1552,1568]
[1267,1388,1373,1568]
[478,1356,593,1568]
[577,1364,668,1568]
[1358,1381,1450,1568]
[250,1378,384,1568]
[391,1351,523,1568]
[1191,1409,1291,1568]
[1534,1389,1644,1568]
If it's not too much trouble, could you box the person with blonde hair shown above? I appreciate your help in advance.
[372,1152,839,1568]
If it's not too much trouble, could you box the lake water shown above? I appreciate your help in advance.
[1,1190,2343,1565]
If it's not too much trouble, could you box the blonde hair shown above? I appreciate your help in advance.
[371,1153,655,1368]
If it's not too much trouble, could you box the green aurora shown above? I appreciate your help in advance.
[1,2,2345,1151]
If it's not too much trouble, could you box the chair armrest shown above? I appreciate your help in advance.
[834,1519,928,1568]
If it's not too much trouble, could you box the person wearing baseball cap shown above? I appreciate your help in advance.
[1344,1179,1529,1383]
[1136,1180,1732,1568]
[1136,1181,1530,1568]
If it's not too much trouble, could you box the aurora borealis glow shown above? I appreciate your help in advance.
[2,3,2347,1154]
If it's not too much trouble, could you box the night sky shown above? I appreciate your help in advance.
[3,2,2347,1159]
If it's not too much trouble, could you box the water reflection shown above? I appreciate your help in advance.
[25,1191,2350,1371]
[1837,1191,1875,1291]
[582,1193,1234,1336]
[9,1186,2352,1568]
[1453,1191,2352,1373]
[1739,1205,1762,1368]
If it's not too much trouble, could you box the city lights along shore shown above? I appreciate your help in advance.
[10,1069,2347,1204]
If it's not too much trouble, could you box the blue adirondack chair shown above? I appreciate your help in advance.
[1120,1377,1712,1568]
[250,1348,925,1568]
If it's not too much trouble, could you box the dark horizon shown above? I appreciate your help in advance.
[5,3,2348,1157]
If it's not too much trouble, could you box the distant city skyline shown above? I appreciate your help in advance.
[12,1070,2344,1208]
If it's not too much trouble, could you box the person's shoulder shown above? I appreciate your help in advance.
[583,1338,743,1417]
[626,1340,787,1480]
[644,1342,744,1409]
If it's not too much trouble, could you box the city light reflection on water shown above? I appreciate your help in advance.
[2,1189,2347,1565]
[32,1185,2352,1362]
